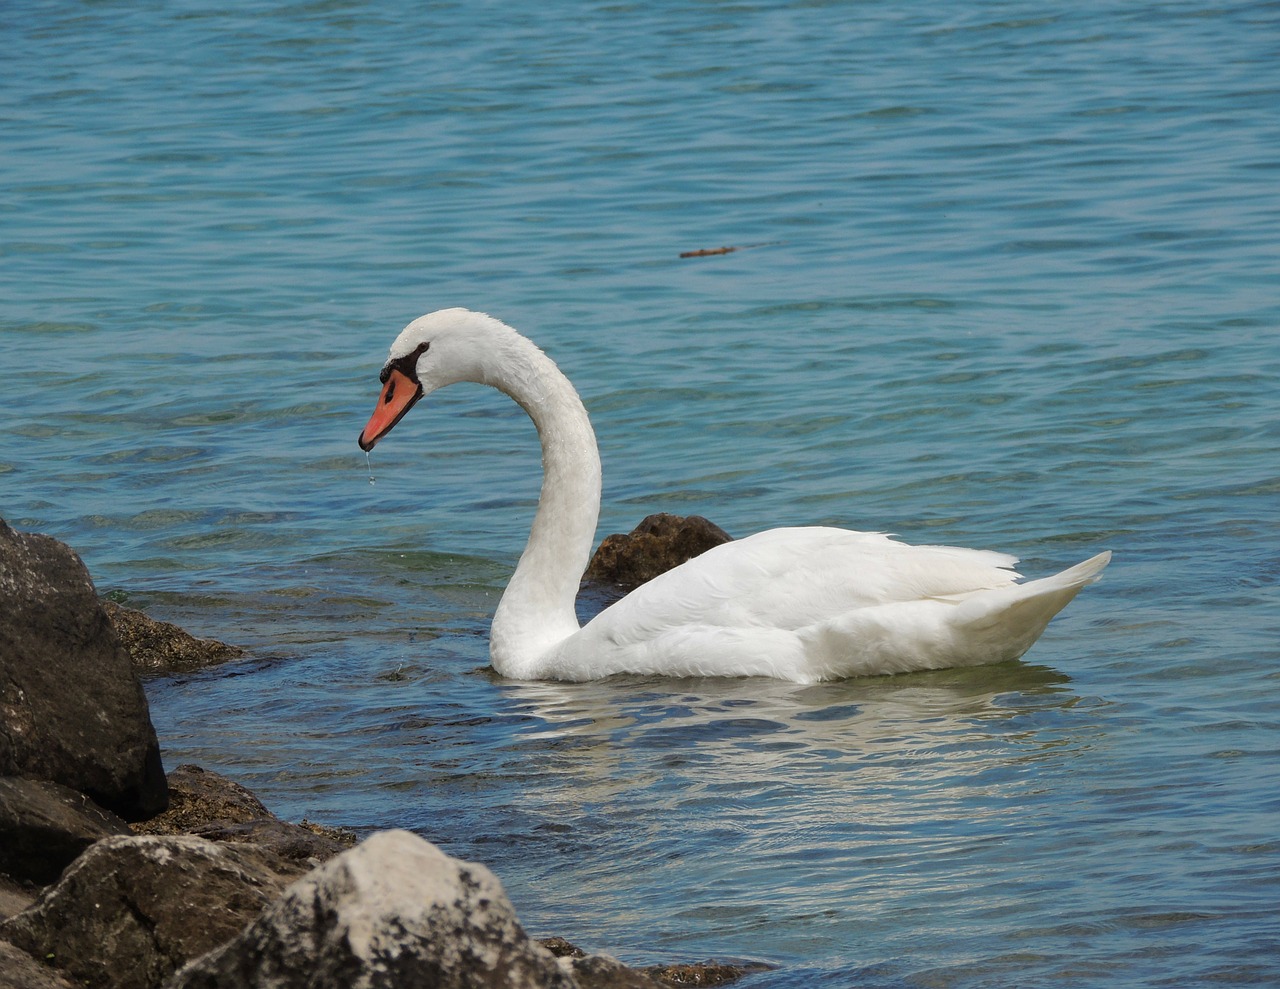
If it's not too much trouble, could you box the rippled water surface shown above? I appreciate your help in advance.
[4,2,1279,986]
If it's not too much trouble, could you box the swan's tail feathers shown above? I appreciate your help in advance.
[1048,549,1112,588]
[954,550,1111,662]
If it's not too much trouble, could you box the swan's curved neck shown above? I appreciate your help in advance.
[487,338,601,677]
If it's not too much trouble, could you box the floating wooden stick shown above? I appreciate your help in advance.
[679,241,779,259]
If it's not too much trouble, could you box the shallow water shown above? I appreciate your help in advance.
[4,2,1279,986]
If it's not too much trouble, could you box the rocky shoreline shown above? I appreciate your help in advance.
[1,514,761,989]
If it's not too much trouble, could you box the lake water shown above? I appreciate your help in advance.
[3,2,1278,985]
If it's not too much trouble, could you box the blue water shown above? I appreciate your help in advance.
[4,2,1279,985]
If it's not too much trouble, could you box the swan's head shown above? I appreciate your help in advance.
[358,308,522,451]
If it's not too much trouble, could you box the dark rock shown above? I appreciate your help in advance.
[565,953,668,989]
[540,935,589,959]
[132,763,356,865]
[0,518,167,821]
[132,763,272,830]
[584,514,732,590]
[102,600,244,676]
[0,776,132,884]
[166,829,576,989]
[0,941,78,989]
[644,961,773,986]
[0,833,308,989]
[539,938,770,988]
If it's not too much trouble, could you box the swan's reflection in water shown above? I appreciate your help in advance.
[480,662,1104,953]
[499,661,1079,785]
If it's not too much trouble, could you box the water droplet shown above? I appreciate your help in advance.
[365,451,375,485]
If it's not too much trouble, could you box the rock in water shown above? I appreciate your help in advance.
[539,937,772,988]
[132,763,356,865]
[166,829,576,989]
[0,776,132,884]
[102,600,244,675]
[0,518,167,820]
[0,834,309,989]
[583,513,732,589]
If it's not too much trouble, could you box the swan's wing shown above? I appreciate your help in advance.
[584,527,1022,643]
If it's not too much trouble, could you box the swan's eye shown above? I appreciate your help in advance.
[379,341,430,384]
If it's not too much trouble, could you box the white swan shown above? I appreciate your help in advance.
[358,308,1109,683]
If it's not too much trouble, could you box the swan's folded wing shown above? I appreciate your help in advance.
[583,526,1023,645]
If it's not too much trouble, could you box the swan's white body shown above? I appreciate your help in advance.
[359,309,1109,683]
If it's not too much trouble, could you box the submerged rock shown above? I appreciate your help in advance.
[166,829,575,989]
[541,938,771,989]
[103,600,244,676]
[645,961,772,986]
[584,513,732,590]
[0,776,132,884]
[562,953,667,989]
[132,763,356,865]
[0,517,167,821]
[0,833,308,989]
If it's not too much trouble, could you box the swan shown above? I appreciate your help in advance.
[358,308,1109,683]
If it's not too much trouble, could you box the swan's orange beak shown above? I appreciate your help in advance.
[358,368,423,452]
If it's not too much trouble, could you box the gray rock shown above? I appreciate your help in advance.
[1,834,307,989]
[0,775,132,884]
[584,514,732,590]
[0,941,78,989]
[0,518,167,821]
[166,829,576,989]
[133,763,356,866]
[0,874,37,923]
[102,600,244,676]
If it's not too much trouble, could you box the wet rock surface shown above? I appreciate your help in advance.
[584,513,733,590]
[0,776,132,884]
[645,962,772,986]
[561,953,670,989]
[0,517,167,821]
[542,938,772,989]
[132,763,357,866]
[103,600,244,675]
[1,834,309,989]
